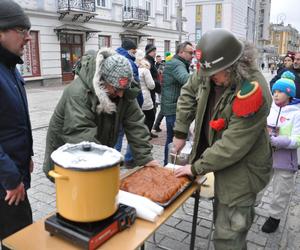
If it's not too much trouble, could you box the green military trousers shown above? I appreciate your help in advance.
[213,199,255,250]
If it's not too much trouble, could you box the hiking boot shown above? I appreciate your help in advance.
[261,217,280,233]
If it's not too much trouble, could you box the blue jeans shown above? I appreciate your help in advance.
[114,127,133,162]
[164,115,176,166]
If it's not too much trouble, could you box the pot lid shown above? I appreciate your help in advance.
[51,142,123,170]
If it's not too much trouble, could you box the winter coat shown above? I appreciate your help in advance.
[270,68,300,98]
[116,47,143,106]
[174,69,273,206]
[0,45,33,199]
[138,59,155,111]
[145,55,160,102]
[43,48,153,177]
[267,100,300,172]
[161,55,190,116]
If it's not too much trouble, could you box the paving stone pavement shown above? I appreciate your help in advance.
[23,72,300,250]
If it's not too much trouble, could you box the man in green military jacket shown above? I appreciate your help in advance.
[173,29,272,249]
[43,48,159,178]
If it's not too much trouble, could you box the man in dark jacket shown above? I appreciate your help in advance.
[115,39,143,168]
[153,55,165,132]
[0,0,34,245]
[116,39,143,105]
[270,52,300,98]
[161,41,193,165]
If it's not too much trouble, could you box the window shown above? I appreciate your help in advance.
[175,41,179,49]
[97,0,108,7]
[17,31,41,77]
[147,38,155,45]
[59,33,83,76]
[246,6,255,42]
[98,35,111,48]
[146,0,151,16]
[196,5,202,25]
[195,5,202,42]
[215,3,222,28]
[196,28,202,42]
[276,34,280,42]
[163,0,169,20]
[124,0,138,9]
[258,24,263,39]
[164,40,170,55]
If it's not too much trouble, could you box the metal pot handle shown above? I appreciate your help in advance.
[48,170,69,180]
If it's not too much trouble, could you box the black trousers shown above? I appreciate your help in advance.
[143,109,156,132]
[0,195,32,248]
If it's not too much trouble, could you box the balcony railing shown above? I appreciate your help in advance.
[58,0,96,13]
[123,6,149,22]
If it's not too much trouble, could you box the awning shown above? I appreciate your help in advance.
[54,24,101,41]
[119,30,149,37]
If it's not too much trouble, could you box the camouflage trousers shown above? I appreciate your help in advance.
[213,199,255,250]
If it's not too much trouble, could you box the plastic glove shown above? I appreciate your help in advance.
[270,135,291,149]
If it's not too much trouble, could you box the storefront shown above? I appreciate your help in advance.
[59,33,83,82]
[17,31,41,78]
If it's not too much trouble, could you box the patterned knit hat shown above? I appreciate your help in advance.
[0,0,31,30]
[272,71,296,98]
[101,54,133,89]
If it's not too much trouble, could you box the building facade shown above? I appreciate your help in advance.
[269,23,300,56]
[255,0,272,65]
[255,0,271,46]
[185,0,260,44]
[15,0,186,85]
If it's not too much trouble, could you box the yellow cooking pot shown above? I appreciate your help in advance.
[49,142,123,222]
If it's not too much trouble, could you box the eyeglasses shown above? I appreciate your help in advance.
[13,27,31,37]
[184,50,194,55]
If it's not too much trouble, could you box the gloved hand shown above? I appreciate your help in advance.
[270,135,291,149]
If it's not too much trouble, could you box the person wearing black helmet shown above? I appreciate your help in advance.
[0,0,34,245]
[173,29,272,249]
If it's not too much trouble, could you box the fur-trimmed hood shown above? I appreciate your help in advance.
[76,47,138,114]
[92,48,118,114]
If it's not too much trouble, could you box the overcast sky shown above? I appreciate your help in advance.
[270,0,300,31]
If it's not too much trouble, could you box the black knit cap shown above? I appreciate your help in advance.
[145,44,156,55]
[121,39,137,50]
[0,0,31,30]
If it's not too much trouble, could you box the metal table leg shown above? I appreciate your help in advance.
[190,187,200,250]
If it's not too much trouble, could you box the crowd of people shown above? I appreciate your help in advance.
[1,1,300,249]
